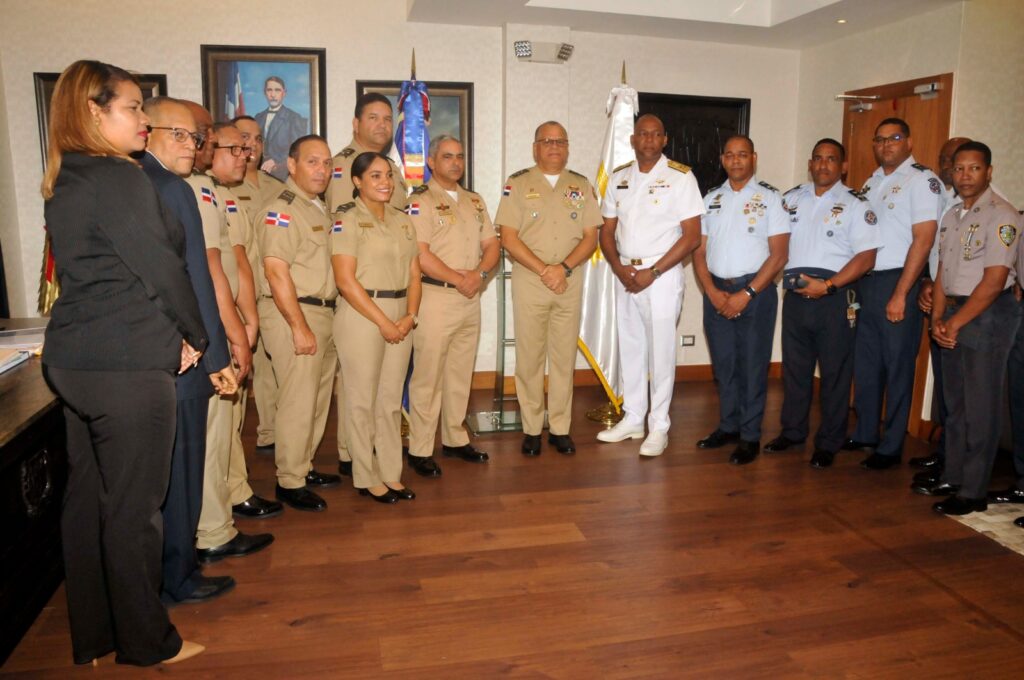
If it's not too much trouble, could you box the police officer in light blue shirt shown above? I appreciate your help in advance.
[764,138,881,468]
[692,134,789,465]
[844,117,943,470]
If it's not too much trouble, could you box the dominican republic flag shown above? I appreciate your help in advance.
[225,199,238,213]
[331,220,343,233]
[395,79,431,188]
[223,61,245,118]
[200,186,217,206]
[332,167,343,179]
[265,211,291,227]
[503,185,512,196]
[406,203,420,216]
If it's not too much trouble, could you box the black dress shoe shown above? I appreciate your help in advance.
[197,531,274,564]
[441,444,490,462]
[522,434,542,456]
[913,468,943,485]
[697,429,740,449]
[932,496,987,515]
[384,484,415,500]
[764,435,805,452]
[358,488,399,504]
[305,469,342,487]
[842,438,878,452]
[175,575,236,604]
[912,480,959,496]
[255,443,275,455]
[275,484,327,512]
[1015,516,1024,528]
[408,455,442,477]
[338,460,353,477]
[729,440,759,465]
[861,452,900,470]
[232,494,284,520]
[548,433,576,455]
[809,449,835,469]
[988,487,1024,504]
[909,452,943,469]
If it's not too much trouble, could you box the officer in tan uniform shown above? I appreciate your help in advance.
[332,151,421,503]
[405,135,500,477]
[930,141,1022,516]
[326,93,409,477]
[185,122,273,560]
[496,121,602,456]
[260,135,340,512]
[232,115,285,457]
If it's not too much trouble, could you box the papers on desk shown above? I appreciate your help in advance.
[0,348,30,374]
[0,327,45,355]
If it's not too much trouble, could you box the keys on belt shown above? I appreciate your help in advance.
[297,296,336,309]
[364,288,408,299]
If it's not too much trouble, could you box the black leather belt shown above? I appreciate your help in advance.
[421,275,456,289]
[365,288,408,299]
[947,288,1014,307]
[297,296,336,309]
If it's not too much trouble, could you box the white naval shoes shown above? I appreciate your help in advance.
[639,431,668,457]
[596,419,645,443]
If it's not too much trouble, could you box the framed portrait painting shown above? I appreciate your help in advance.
[201,45,326,181]
[356,80,474,190]
[33,71,167,169]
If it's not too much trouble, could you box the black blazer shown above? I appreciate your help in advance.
[43,153,208,371]
[254,105,308,181]
[141,152,231,400]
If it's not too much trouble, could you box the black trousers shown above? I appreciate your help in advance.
[1009,298,1024,490]
[703,274,778,441]
[779,287,857,453]
[928,337,948,460]
[161,395,209,601]
[43,366,183,666]
[941,293,1021,499]
[851,270,923,457]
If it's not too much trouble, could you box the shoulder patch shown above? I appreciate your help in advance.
[911,162,929,172]
[668,160,691,174]
[784,185,802,196]
[848,188,868,202]
[411,184,429,195]
[568,169,587,179]
[998,224,1017,248]
[757,180,779,192]
[340,147,356,158]
[510,168,529,179]
[278,190,296,204]
[708,182,725,194]
[335,201,355,214]
[613,161,634,174]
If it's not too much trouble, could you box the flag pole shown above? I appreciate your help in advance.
[411,48,416,80]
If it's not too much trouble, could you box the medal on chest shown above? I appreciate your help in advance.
[564,185,584,210]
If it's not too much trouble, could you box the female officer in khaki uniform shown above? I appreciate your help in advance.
[332,152,422,504]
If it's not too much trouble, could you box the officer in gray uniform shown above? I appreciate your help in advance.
[929,141,1021,515]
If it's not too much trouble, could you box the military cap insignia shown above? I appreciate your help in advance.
[278,190,296,204]
[510,168,529,178]
[757,180,778,192]
[411,184,429,195]
[928,177,942,195]
[613,161,634,173]
[999,224,1017,247]
[335,201,355,213]
[864,209,878,225]
[911,162,929,171]
[340,147,356,158]
[668,160,691,174]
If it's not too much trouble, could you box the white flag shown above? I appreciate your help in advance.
[577,84,638,409]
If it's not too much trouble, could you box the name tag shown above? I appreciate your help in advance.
[359,222,374,229]
[311,225,324,232]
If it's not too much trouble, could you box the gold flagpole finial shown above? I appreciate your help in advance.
[411,49,417,80]
[621,61,627,85]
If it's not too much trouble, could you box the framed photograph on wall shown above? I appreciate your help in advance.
[201,45,326,182]
[33,71,167,170]
[356,80,474,190]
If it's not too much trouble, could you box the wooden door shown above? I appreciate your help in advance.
[840,73,954,440]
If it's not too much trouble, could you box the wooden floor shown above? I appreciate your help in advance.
[6,379,1024,678]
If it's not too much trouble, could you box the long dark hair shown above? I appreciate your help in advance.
[351,151,391,199]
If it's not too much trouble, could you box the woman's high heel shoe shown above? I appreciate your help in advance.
[384,484,415,500]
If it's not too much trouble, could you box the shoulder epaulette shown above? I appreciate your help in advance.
[340,147,356,158]
[510,168,529,179]
[784,184,802,195]
[708,182,725,194]
[758,180,779,192]
[335,201,355,214]
[911,162,929,172]
[568,169,587,179]
[278,190,296,204]
[386,204,405,213]
[668,160,691,174]
[411,184,429,195]
[848,188,868,202]
[613,161,634,173]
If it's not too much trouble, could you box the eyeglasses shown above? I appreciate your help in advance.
[872,133,906,146]
[214,144,253,157]
[148,125,205,149]
[535,138,569,148]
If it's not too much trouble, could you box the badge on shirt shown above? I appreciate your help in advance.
[200,186,218,207]
[332,220,343,233]
[999,224,1018,247]
[526,190,541,200]
[225,199,238,214]
[359,222,374,229]
[436,203,453,217]
[406,203,420,216]
[708,193,723,211]
[265,211,290,227]
[332,167,344,179]
[312,225,324,232]
[865,210,877,225]
[566,186,584,202]
[503,185,512,196]
[830,204,844,218]
[617,182,629,190]
[928,178,942,195]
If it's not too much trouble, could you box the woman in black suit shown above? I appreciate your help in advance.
[40,60,207,666]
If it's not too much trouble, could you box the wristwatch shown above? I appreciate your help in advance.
[650,266,662,279]
[561,261,573,277]
[410,314,419,328]
[744,285,757,298]
[479,269,489,280]
[825,279,838,295]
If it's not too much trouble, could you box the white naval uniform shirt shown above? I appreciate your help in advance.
[601,155,704,259]
[860,155,943,271]
[783,182,882,273]
[700,175,789,279]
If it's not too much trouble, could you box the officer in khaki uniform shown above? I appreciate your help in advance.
[496,121,602,456]
[326,93,409,477]
[260,135,340,512]
[232,115,285,455]
[405,136,500,477]
[331,151,421,503]
[929,141,1022,515]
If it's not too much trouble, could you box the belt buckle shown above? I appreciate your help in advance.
[629,258,642,266]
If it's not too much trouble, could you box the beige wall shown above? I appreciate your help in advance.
[0,50,25,316]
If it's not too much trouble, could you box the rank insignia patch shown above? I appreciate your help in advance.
[928,178,942,195]
[865,210,878,225]
[999,224,1017,247]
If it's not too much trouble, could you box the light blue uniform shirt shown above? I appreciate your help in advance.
[700,176,789,278]
[783,181,882,272]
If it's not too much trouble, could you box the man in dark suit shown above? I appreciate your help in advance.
[254,76,308,182]
[141,96,238,603]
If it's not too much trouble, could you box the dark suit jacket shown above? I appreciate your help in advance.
[255,105,308,181]
[43,153,207,371]
[140,152,231,400]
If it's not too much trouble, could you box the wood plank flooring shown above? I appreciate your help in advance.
[5,379,1024,678]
